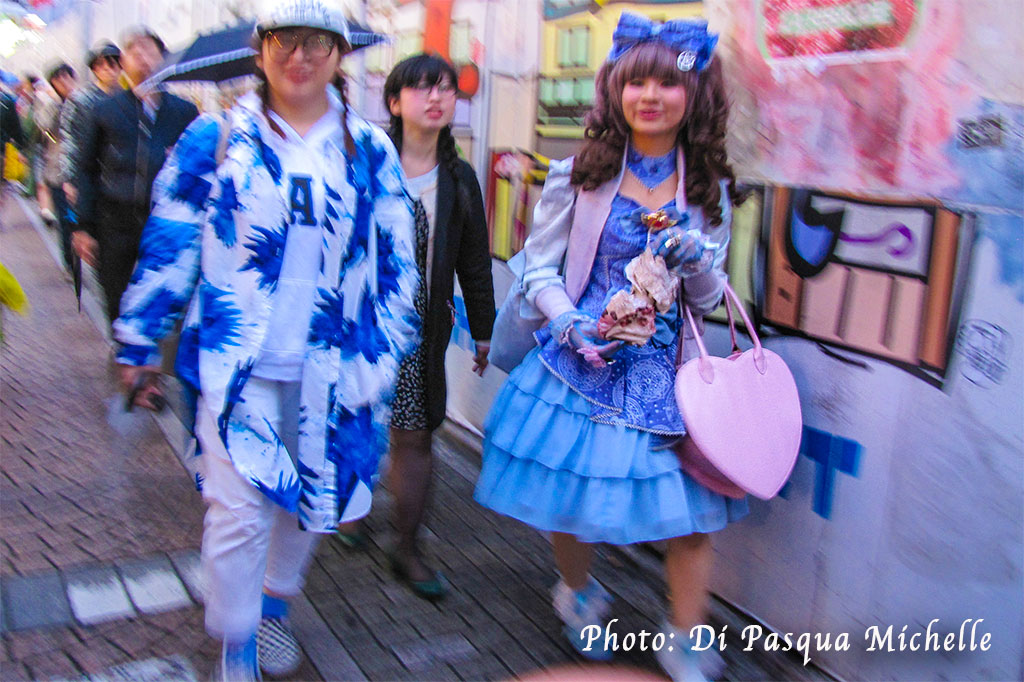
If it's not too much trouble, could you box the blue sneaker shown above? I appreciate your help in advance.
[551,577,614,661]
[214,635,261,682]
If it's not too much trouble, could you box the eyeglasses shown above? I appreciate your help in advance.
[407,81,457,97]
[266,30,338,61]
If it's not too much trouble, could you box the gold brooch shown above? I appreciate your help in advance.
[641,209,677,232]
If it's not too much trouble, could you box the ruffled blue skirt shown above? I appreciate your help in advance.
[474,348,748,545]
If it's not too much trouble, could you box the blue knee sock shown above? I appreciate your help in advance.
[262,593,288,620]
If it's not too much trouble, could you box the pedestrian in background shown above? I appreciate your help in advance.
[60,42,123,208]
[1,85,25,200]
[72,26,198,328]
[474,13,747,682]
[337,53,495,600]
[112,1,418,679]
[40,63,77,272]
[15,75,41,199]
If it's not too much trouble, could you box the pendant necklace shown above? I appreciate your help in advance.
[628,168,672,194]
[626,146,676,194]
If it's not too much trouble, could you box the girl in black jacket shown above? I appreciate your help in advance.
[340,54,495,599]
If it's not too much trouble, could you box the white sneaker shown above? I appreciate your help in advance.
[257,616,301,677]
[551,577,614,661]
[655,620,726,682]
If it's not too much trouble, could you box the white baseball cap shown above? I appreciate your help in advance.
[255,0,351,46]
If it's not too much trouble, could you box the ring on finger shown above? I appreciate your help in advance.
[663,235,681,250]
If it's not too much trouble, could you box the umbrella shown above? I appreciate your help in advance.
[67,206,82,311]
[71,250,82,312]
[142,19,389,90]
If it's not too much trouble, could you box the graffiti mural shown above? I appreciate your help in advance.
[762,189,970,385]
[719,0,1024,208]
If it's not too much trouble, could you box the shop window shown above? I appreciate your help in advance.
[556,78,575,105]
[397,32,422,60]
[570,26,589,66]
[572,79,586,103]
[557,29,572,67]
[579,77,595,104]
[539,79,556,106]
[450,22,471,63]
[363,44,387,74]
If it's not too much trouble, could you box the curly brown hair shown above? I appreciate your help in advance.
[570,41,740,227]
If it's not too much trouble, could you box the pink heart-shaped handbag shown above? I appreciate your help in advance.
[673,284,802,500]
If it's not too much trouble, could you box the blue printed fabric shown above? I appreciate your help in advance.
[535,194,690,435]
[113,90,419,532]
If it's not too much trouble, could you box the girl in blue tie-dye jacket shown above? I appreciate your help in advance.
[112,2,418,677]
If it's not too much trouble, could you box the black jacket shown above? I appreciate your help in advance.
[421,158,496,430]
[0,92,24,150]
[75,89,198,235]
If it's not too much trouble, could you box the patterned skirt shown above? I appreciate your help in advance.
[391,196,430,432]
[390,346,429,431]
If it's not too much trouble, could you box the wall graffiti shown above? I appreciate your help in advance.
[956,320,1011,389]
[716,185,973,387]
[779,426,863,520]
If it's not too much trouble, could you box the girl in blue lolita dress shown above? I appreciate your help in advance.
[475,13,746,682]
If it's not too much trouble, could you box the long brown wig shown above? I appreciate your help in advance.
[571,41,740,227]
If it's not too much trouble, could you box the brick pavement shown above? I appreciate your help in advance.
[1,195,828,681]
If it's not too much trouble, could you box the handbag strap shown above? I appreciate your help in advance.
[679,283,767,374]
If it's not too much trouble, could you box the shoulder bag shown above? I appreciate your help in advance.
[674,284,802,500]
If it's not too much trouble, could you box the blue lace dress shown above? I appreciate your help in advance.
[474,150,748,544]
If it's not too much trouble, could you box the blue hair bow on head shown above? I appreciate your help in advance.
[608,12,718,72]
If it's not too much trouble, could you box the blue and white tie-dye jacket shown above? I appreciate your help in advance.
[113,91,419,532]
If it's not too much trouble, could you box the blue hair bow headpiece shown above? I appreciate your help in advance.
[608,12,718,72]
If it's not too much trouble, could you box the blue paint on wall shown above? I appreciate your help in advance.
[977,213,1024,303]
[945,100,1024,211]
[779,426,863,520]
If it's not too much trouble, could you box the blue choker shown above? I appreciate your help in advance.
[626,146,676,189]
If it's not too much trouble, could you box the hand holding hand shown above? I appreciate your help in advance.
[472,340,490,377]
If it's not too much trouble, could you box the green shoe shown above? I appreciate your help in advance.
[336,530,368,550]
[389,554,449,601]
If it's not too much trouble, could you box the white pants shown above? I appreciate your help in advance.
[196,378,321,642]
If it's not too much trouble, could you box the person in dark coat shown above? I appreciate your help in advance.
[339,54,495,599]
[72,26,198,326]
[1,87,25,188]
[60,42,123,209]
[1,88,24,150]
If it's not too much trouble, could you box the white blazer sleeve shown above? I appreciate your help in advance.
[520,157,576,320]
